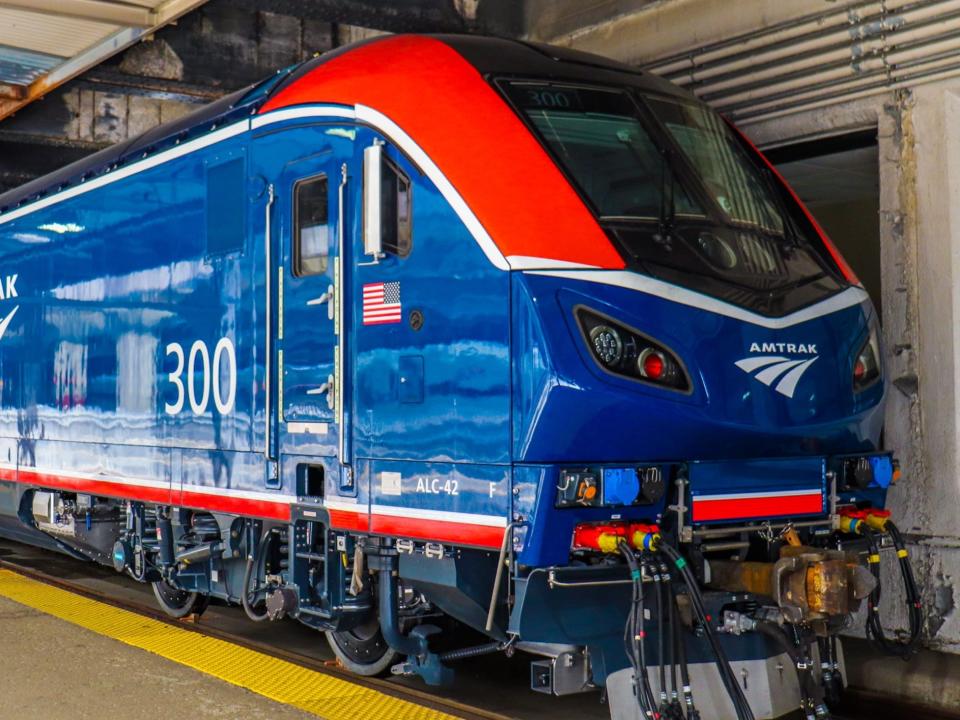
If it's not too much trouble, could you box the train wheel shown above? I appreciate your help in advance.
[152,580,209,619]
[326,616,399,676]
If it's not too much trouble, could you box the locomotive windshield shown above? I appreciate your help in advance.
[501,80,847,316]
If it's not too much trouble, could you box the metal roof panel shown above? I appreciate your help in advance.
[0,7,119,57]
[0,44,62,85]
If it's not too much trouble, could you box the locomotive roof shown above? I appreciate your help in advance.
[0,33,683,216]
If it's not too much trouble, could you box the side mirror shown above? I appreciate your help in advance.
[362,143,382,258]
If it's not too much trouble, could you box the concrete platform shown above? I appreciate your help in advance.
[0,593,313,720]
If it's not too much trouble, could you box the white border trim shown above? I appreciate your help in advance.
[528,269,870,329]
[353,104,510,270]
[325,497,506,528]
[4,463,296,505]
[693,488,823,502]
[0,122,250,226]
[251,105,356,128]
[507,255,598,270]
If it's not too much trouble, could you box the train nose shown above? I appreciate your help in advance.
[704,312,883,429]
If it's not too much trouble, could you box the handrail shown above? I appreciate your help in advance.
[263,183,275,460]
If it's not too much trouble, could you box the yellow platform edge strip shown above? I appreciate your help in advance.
[0,568,456,720]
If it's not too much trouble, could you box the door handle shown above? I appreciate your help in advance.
[306,284,335,320]
[307,374,335,411]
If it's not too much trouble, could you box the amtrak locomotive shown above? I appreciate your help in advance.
[0,34,920,720]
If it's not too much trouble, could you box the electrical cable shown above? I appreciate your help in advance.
[755,622,830,720]
[662,561,687,720]
[671,582,699,720]
[620,544,660,718]
[242,526,272,623]
[863,521,923,658]
[654,561,670,715]
[657,542,755,720]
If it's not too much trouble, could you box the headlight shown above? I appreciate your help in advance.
[576,307,689,392]
[853,327,881,391]
[589,325,623,367]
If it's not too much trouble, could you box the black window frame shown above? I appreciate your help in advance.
[292,173,330,277]
[380,154,413,258]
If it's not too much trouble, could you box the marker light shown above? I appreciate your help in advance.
[853,328,881,392]
[576,308,689,392]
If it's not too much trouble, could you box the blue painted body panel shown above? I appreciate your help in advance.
[512,272,883,464]
[0,98,890,690]
[0,110,888,549]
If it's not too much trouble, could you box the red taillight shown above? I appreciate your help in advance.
[853,359,865,382]
[640,350,665,380]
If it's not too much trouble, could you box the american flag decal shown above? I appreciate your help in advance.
[362,281,402,325]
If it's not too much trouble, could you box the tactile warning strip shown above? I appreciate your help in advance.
[0,568,457,720]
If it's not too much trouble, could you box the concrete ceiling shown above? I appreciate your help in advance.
[0,0,209,120]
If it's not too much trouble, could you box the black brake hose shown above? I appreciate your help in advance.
[242,526,272,623]
[663,562,686,719]
[673,588,698,720]
[659,543,754,720]
[621,545,659,718]
[863,522,923,658]
[755,622,828,720]
[658,542,754,720]
[654,563,669,713]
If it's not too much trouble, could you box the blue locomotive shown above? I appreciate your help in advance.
[0,34,917,720]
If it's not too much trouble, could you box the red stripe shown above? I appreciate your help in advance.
[260,36,622,270]
[369,513,504,549]
[9,468,290,521]
[179,490,291,522]
[693,492,823,522]
[328,508,370,532]
[5,467,502,546]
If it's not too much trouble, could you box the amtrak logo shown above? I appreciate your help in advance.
[735,342,818,399]
[0,275,18,342]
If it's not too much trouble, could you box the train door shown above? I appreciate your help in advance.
[251,122,356,477]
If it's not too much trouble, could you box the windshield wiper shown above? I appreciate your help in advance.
[651,149,677,246]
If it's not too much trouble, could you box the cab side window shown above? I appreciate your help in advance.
[381,157,412,257]
[294,176,329,276]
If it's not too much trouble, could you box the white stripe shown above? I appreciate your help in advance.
[327,500,506,528]
[371,504,508,527]
[694,489,822,502]
[528,269,870,329]
[0,122,250,226]
[323,498,361,513]
[353,104,510,271]
[507,256,599,270]
[9,464,296,505]
[250,105,356,128]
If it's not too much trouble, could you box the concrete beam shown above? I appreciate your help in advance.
[527,0,838,66]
